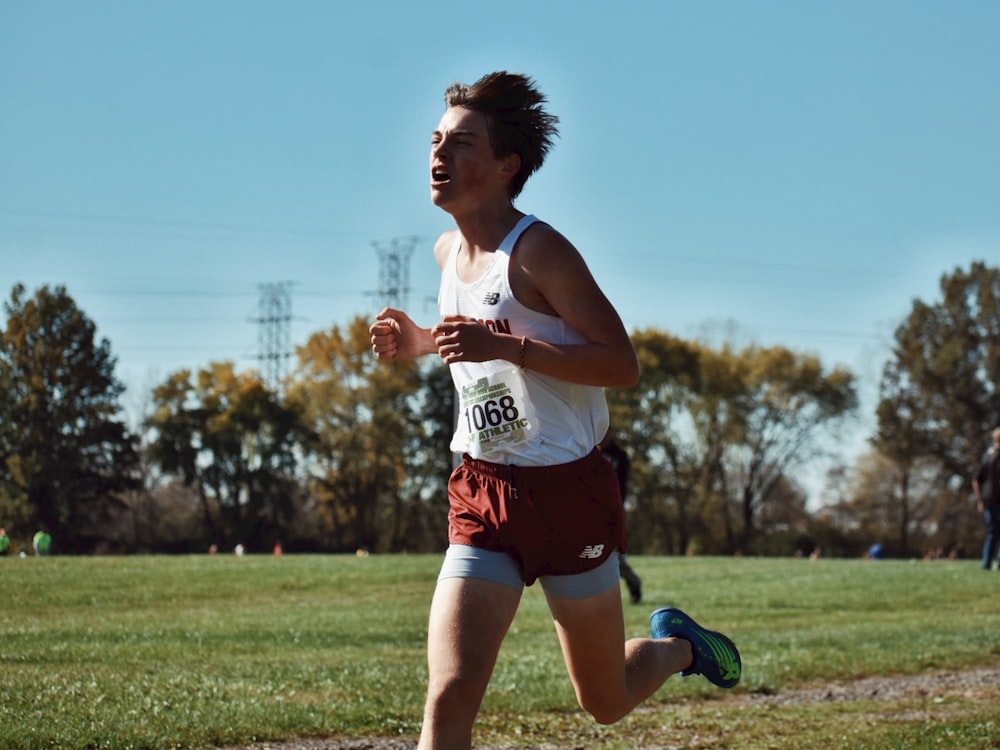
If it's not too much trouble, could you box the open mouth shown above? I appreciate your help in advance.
[431,167,450,183]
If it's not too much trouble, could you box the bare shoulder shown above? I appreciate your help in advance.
[511,222,604,316]
[513,221,596,289]
[433,230,458,269]
[514,221,582,268]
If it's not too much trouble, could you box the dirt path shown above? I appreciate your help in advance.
[218,666,1000,750]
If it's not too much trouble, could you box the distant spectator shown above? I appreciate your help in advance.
[32,531,52,556]
[973,427,1000,571]
[0,527,10,556]
[600,435,643,604]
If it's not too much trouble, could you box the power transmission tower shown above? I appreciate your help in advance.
[253,281,293,391]
[373,236,418,311]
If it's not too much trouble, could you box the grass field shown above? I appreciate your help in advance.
[1,554,999,750]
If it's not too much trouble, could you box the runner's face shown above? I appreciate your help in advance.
[430,106,506,210]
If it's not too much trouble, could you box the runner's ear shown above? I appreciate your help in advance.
[499,153,521,178]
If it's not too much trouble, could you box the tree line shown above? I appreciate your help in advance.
[2,261,997,558]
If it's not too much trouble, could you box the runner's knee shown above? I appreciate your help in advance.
[426,671,490,720]
[577,690,629,725]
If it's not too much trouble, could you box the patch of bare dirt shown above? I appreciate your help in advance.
[743,665,1000,707]
[217,666,1000,750]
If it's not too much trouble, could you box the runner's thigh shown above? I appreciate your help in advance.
[545,585,627,693]
[426,576,522,692]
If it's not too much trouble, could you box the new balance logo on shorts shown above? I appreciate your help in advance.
[482,292,500,305]
[578,544,605,559]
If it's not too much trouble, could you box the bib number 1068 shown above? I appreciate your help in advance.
[463,395,520,431]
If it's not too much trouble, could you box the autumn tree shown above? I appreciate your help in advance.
[287,316,452,553]
[839,449,929,554]
[146,362,312,551]
[875,261,1000,506]
[607,329,704,554]
[728,345,857,552]
[610,332,856,555]
[680,343,753,553]
[871,261,1000,555]
[0,284,139,552]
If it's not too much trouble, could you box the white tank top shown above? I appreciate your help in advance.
[437,215,609,466]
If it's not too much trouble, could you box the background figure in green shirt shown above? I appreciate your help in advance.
[32,531,52,556]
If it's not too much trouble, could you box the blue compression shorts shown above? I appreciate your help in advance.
[438,544,621,599]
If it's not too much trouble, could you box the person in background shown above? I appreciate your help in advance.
[973,427,1000,571]
[599,435,643,603]
[32,530,52,556]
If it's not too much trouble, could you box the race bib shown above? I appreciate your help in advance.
[450,367,538,459]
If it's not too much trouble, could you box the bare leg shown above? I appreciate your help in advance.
[545,585,693,725]
[418,576,522,750]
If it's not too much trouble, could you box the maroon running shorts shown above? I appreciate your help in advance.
[447,448,627,585]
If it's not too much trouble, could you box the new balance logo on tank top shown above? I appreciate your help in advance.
[437,215,610,466]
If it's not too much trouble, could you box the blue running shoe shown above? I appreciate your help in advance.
[650,607,741,688]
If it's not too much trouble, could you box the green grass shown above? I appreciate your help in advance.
[1,555,999,749]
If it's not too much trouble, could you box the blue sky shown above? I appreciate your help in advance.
[2,1,998,453]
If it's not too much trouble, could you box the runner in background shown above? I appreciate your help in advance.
[600,435,643,604]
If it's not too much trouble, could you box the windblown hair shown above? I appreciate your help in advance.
[444,71,560,199]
